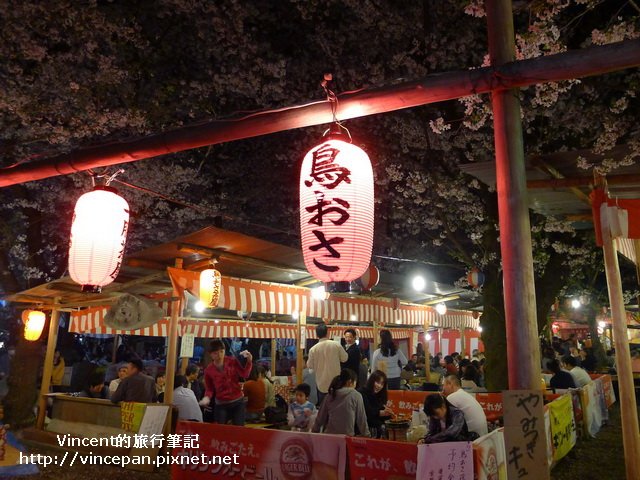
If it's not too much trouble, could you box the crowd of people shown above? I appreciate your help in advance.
[48,327,621,445]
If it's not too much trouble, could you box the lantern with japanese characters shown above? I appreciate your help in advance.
[68,186,130,293]
[300,134,374,286]
[199,268,222,308]
[22,310,46,341]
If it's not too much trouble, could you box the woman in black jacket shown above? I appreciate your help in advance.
[358,370,393,438]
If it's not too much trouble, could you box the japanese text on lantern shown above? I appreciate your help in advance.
[304,144,351,273]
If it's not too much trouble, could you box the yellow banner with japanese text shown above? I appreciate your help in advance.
[548,394,576,463]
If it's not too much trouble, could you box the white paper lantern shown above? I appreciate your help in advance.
[300,137,374,284]
[68,187,129,292]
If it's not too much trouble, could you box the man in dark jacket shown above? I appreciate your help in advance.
[111,358,157,403]
[341,328,362,385]
[549,359,576,390]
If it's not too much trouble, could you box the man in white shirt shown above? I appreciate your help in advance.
[307,324,348,405]
[561,355,592,388]
[108,365,128,397]
[442,375,488,436]
[172,375,203,422]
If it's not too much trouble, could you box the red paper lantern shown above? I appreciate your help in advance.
[300,135,374,283]
[467,268,485,289]
[68,186,129,293]
[22,310,46,341]
[356,264,380,291]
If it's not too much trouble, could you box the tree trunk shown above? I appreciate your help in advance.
[535,250,571,334]
[4,328,43,428]
[480,268,508,391]
[586,307,608,370]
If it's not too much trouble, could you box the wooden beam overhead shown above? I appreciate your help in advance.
[0,39,638,188]
[177,243,308,276]
[125,258,167,270]
[421,294,461,305]
[528,173,640,189]
[533,159,591,205]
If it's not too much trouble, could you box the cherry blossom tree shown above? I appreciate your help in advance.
[1,0,639,423]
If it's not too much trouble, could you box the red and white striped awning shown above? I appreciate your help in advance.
[69,273,479,335]
[213,275,478,329]
[180,319,297,339]
[69,310,416,340]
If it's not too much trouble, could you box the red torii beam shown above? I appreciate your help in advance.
[0,38,639,187]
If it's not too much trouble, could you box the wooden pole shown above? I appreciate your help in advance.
[602,230,640,479]
[36,298,61,429]
[486,0,541,391]
[179,357,188,375]
[372,319,380,360]
[270,338,277,377]
[1,40,639,188]
[164,258,183,405]
[459,327,466,358]
[111,334,119,363]
[296,312,306,385]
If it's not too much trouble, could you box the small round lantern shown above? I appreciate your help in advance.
[467,268,485,289]
[68,186,130,293]
[356,264,380,292]
[199,268,222,308]
[299,130,374,286]
[22,310,46,341]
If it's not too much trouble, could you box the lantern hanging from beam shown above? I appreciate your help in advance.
[68,186,130,293]
[467,268,485,289]
[300,127,374,287]
[356,264,380,292]
[22,310,46,341]
[199,268,222,308]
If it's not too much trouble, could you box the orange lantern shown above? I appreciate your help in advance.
[22,310,46,341]
[199,268,222,308]
[68,186,129,293]
[300,132,374,287]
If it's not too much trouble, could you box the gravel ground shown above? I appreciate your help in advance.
[551,402,630,480]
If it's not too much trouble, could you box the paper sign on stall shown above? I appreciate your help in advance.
[503,390,550,480]
[180,333,195,358]
[126,405,171,473]
[417,442,473,480]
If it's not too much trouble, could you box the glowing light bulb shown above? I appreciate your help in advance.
[412,275,426,291]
